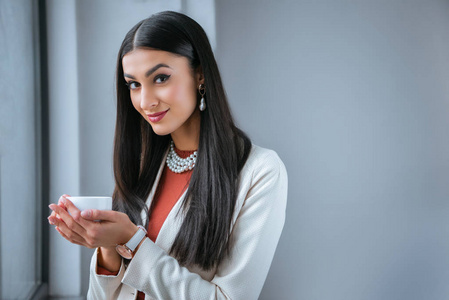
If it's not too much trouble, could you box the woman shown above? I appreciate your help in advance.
[48,11,288,300]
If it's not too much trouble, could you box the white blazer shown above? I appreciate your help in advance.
[87,144,288,300]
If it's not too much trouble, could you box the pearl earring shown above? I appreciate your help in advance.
[198,84,206,111]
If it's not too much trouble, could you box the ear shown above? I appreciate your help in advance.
[195,66,205,85]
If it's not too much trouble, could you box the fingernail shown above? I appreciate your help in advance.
[81,210,91,218]
[49,204,55,210]
[48,217,55,225]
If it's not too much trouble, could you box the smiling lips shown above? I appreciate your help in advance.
[147,109,169,122]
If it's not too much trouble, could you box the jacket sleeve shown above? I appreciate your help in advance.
[121,150,288,300]
[87,249,126,300]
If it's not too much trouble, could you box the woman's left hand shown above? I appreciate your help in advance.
[48,197,137,249]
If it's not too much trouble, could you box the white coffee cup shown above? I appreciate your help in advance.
[67,196,112,212]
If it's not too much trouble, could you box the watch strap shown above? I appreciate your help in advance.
[126,225,147,252]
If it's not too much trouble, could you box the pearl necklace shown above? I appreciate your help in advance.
[166,141,197,173]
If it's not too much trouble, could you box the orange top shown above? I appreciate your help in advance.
[96,147,195,300]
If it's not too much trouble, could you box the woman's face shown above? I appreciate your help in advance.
[122,48,203,141]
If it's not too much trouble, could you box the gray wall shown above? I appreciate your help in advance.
[215,1,449,299]
[0,0,41,298]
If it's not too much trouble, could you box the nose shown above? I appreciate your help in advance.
[140,86,159,110]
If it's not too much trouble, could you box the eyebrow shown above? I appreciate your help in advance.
[124,63,171,79]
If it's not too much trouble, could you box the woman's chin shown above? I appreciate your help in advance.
[150,126,172,137]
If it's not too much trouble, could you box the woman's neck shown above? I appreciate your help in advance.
[170,131,199,151]
[170,111,200,151]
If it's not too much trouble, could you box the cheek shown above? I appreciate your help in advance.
[157,87,177,102]
[159,84,196,108]
[130,94,142,112]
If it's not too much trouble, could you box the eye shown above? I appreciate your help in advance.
[125,81,140,90]
[154,74,171,84]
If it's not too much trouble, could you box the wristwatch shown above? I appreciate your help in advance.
[115,225,147,259]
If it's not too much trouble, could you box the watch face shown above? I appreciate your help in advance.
[116,244,133,259]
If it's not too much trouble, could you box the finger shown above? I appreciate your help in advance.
[55,220,87,245]
[48,214,65,227]
[48,215,56,225]
[55,227,85,247]
[62,198,97,229]
[48,207,60,221]
[80,209,119,222]
[58,194,71,210]
[58,201,67,211]
[48,215,64,226]
[49,204,87,236]
[62,198,82,222]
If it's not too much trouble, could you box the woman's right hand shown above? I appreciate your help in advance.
[48,195,138,249]
[48,194,139,272]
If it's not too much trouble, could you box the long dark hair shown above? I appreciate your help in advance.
[112,11,251,270]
